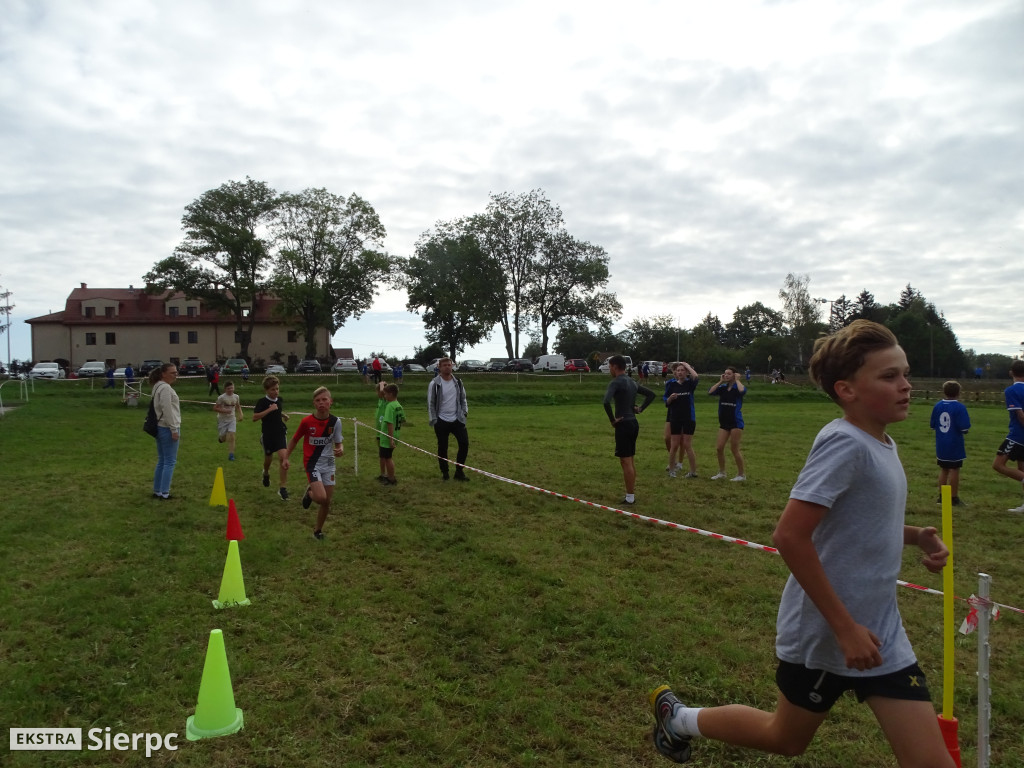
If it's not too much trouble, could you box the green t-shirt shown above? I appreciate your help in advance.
[374,398,387,436]
[379,400,405,447]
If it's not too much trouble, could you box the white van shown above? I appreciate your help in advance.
[534,355,565,371]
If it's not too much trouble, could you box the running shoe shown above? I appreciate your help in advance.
[1008,503,1024,514]
[302,486,312,509]
[710,472,727,480]
[730,475,746,482]
[649,686,692,763]
[278,487,289,501]
[262,472,270,488]
[312,530,325,541]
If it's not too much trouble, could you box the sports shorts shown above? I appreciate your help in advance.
[217,419,236,438]
[306,459,336,487]
[614,419,640,458]
[775,660,933,714]
[261,430,287,454]
[669,414,696,436]
[936,459,964,470]
[996,438,1024,462]
[379,445,395,459]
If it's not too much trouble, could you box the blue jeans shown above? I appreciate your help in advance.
[154,426,180,495]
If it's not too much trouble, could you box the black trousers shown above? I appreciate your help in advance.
[434,419,469,477]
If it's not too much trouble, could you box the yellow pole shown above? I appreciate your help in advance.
[941,484,954,717]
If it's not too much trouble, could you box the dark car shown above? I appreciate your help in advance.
[503,358,535,372]
[565,359,590,373]
[179,357,207,376]
[487,360,508,371]
[457,359,487,372]
[295,359,322,373]
[139,359,164,376]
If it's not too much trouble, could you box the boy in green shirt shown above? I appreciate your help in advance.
[379,384,405,486]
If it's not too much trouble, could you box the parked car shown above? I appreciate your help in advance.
[565,359,590,373]
[295,359,322,373]
[639,360,664,377]
[139,359,164,376]
[113,367,127,379]
[265,364,287,376]
[425,358,443,373]
[487,360,507,371]
[29,362,66,379]
[76,361,107,377]
[598,355,633,374]
[179,357,207,376]
[457,359,487,372]
[403,363,426,373]
[332,358,358,372]
[222,358,249,375]
[503,358,535,372]
[534,354,565,371]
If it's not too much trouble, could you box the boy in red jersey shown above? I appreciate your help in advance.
[286,386,344,541]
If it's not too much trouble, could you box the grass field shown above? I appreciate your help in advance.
[2,372,1023,766]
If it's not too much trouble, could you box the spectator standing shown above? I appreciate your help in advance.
[603,354,656,504]
[427,358,470,481]
[150,363,181,500]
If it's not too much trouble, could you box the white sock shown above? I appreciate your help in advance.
[671,706,704,737]
[625,493,635,503]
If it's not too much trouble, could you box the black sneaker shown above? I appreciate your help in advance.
[302,486,312,509]
[378,475,390,484]
[384,478,398,485]
[312,530,325,541]
[262,473,270,488]
[952,497,967,507]
[441,475,450,482]
[453,473,469,482]
[278,487,289,501]
[650,686,693,763]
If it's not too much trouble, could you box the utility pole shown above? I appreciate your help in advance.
[0,281,14,374]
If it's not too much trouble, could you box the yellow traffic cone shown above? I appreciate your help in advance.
[186,629,244,741]
[213,540,250,609]
[209,467,228,507]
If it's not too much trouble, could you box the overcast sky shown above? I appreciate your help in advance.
[2,0,1022,366]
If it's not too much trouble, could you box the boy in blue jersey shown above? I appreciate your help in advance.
[993,360,1024,513]
[929,381,970,506]
[650,320,952,766]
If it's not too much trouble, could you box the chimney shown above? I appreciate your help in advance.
[81,282,87,289]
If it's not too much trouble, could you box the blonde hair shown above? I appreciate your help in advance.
[313,386,331,399]
[262,375,280,391]
[809,320,899,402]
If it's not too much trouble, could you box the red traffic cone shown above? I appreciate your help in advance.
[226,499,245,541]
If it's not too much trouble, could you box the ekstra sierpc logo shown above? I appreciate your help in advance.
[10,727,179,756]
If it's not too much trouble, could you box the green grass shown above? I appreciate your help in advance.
[2,373,1024,766]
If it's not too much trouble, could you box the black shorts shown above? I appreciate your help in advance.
[997,438,1024,462]
[669,415,696,436]
[261,431,287,455]
[937,459,964,470]
[775,660,933,714]
[614,419,639,458]
[378,446,395,459]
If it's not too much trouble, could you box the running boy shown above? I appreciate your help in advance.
[287,386,344,541]
[650,320,953,767]
[214,380,243,461]
[993,359,1024,513]
[929,380,970,506]
[379,383,405,485]
[253,375,290,500]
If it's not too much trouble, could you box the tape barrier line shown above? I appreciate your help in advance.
[351,417,1024,618]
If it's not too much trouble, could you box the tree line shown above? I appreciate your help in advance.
[143,180,998,380]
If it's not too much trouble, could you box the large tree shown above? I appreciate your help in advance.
[270,188,391,359]
[778,272,824,368]
[403,223,502,360]
[724,302,784,348]
[473,189,563,358]
[144,177,278,359]
[529,231,621,355]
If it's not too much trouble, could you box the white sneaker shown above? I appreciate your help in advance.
[674,462,684,471]
[730,475,746,482]
[1008,503,1024,513]
[711,472,727,480]
[683,471,698,479]
[668,469,678,478]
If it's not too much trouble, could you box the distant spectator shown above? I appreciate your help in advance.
[371,355,383,385]
[150,363,181,500]
[124,363,135,384]
[103,365,116,389]
[393,363,403,385]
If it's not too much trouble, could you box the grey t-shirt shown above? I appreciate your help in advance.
[775,418,916,676]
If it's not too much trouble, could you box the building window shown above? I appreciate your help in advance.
[187,306,197,317]
[170,331,180,344]
[188,331,198,344]
[169,307,179,318]
[104,306,114,318]
[85,306,94,318]
[287,331,297,342]
[105,332,116,345]
[85,332,97,345]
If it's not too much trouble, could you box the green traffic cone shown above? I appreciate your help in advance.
[185,629,244,741]
[213,540,250,609]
